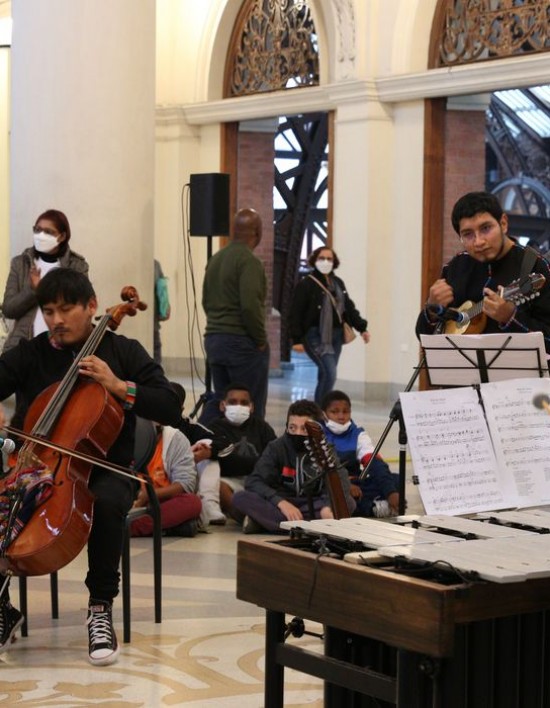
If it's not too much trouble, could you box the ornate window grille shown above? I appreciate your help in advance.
[433,0,550,68]
[224,0,319,97]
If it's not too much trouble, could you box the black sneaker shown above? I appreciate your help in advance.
[242,515,263,534]
[86,599,119,666]
[0,600,24,653]
[164,519,199,537]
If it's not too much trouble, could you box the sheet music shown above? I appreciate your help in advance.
[420,332,548,386]
[400,386,518,515]
[482,378,550,507]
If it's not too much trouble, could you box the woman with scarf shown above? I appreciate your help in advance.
[1,208,89,352]
[290,246,370,405]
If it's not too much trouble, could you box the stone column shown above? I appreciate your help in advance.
[10,0,156,347]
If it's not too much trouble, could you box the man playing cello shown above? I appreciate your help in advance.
[0,268,181,665]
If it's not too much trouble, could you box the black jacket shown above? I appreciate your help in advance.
[244,432,355,513]
[0,330,182,468]
[416,244,550,352]
[289,270,368,343]
[209,415,277,477]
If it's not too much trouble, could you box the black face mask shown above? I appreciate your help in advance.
[287,433,308,453]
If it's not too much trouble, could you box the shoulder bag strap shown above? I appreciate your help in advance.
[307,274,343,323]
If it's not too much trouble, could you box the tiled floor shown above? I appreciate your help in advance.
[0,354,423,706]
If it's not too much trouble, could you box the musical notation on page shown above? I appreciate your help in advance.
[400,386,518,515]
[401,377,550,515]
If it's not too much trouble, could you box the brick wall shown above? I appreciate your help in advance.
[442,109,486,265]
[237,130,281,373]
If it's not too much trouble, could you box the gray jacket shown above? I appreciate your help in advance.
[1,246,89,352]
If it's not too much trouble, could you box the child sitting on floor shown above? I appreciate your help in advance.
[321,390,399,517]
[232,399,355,533]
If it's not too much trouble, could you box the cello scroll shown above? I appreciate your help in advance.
[104,286,147,331]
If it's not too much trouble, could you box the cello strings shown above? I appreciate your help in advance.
[31,312,112,436]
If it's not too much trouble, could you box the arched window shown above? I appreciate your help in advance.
[430,0,550,68]
[224,0,319,97]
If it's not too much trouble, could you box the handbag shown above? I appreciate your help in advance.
[342,321,357,344]
[307,274,356,345]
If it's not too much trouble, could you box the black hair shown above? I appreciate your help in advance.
[451,192,504,235]
[222,382,252,399]
[286,399,323,424]
[36,268,95,307]
[320,390,351,410]
[307,246,340,270]
[169,381,186,409]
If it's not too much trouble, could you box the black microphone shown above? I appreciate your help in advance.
[533,394,550,414]
[426,304,470,326]
[0,436,16,454]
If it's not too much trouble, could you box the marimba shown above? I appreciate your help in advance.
[236,512,550,707]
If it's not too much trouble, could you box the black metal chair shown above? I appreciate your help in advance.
[17,416,162,643]
[121,416,162,642]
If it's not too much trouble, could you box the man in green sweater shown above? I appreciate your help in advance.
[201,208,269,422]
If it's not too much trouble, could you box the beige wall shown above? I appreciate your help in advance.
[0,5,11,301]
[10,0,156,347]
[0,46,9,302]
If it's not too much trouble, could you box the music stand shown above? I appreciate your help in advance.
[358,353,426,515]
[359,332,549,515]
[420,331,549,386]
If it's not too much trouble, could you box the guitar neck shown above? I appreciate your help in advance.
[304,421,350,520]
[326,467,350,520]
[464,300,484,319]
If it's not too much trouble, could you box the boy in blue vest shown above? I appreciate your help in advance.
[321,390,399,517]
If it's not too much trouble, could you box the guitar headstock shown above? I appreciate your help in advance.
[502,273,546,305]
[304,420,338,472]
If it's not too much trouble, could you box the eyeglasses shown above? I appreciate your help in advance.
[459,223,497,245]
[33,225,59,236]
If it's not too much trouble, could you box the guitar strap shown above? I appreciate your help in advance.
[519,246,539,284]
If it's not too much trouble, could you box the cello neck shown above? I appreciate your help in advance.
[31,313,113,438]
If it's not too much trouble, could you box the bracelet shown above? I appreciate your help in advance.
[499,306,518,331]
[123,381,137,410]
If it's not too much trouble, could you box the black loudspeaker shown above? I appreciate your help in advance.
[189,173,230,236]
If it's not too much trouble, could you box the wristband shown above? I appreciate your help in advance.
[123,381,137,410]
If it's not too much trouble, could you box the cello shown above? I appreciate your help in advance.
[0,286,147,577]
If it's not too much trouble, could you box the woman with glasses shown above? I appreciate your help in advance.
[416,191,550,351]
[1,208,89,352]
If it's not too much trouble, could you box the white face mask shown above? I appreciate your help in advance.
[326,419,351,435]
[33,231,59,254]
[315,258,333,275]
[224,404,251,426]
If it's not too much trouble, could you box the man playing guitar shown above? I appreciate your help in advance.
[416,191,550,352]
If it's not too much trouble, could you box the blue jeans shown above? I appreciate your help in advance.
[202,333,270,422]
[303,326,343,405]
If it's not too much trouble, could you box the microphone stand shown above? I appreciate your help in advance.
[359,319,443,515]
[191,233,214,422]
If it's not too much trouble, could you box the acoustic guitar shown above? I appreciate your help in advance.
[444,273,546,335]
[304,420,350,520]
